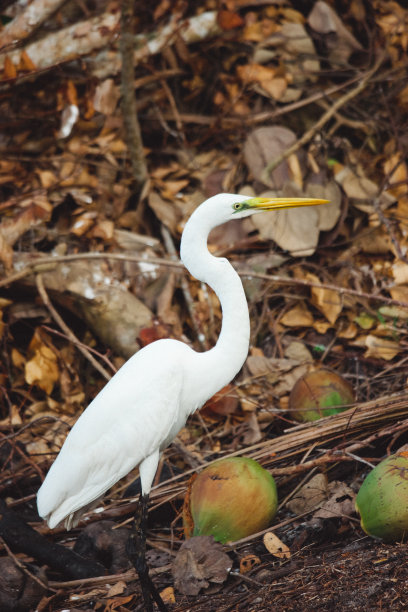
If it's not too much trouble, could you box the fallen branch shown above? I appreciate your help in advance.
[3,251,408,311]
[0,0,65,51]
[0,499,105,579]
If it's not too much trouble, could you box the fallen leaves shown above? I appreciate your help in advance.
[25,330,59,395]
[263,532,291,559]
[172,536,231,596]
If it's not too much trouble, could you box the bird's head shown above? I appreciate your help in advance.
[230,193,328,219]
[189,192,328,229]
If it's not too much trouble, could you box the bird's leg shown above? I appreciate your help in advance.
[127,493,168,612]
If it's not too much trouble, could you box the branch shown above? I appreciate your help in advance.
[0,0,66,51]
[262,56,385,181]
[119,0,148,193]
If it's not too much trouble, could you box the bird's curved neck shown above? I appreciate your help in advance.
[181,208,250,402]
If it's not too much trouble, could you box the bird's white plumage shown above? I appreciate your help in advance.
[37,192,324,530]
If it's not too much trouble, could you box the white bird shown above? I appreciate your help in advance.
[37,193,326,609]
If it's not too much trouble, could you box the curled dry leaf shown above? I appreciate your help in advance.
[25,330,59,395]
[263,532,291,559]
[159,587,176,605]
[287,473,329,515]
[93,78,120,115]
[314,481,355,520]
[172,536,231,596]
[334,166,394,213]
[308,0,363,63]
[244,126,296,189]
[236,63,288,101]
[240,554,261,574]
[247,353,309,396]
[307,272,343,324]
[254,23,320,92]
[280,303,314,327]
[148,191,182,234]
[364,335,401,361]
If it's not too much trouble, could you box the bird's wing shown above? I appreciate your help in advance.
[37,341,187,528]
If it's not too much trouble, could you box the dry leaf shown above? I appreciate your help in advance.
[280,303,314,327]
[106,581,126,597]
[201,384,239,418]
[159,586,176,604]
[283,340,313,363]
[148,191,181,233]
[263,532,291,559]
[93,78,120,115]
[391,261,408,285]
[240,554,261,574]
[237,63,288,101]
[334,166,394,213]
[172,536,231,596]
[308,1,363,63]
[25,333,59,395]
[307,272,343,324]
[287,473,328,514]
[364,335,401,361]
[243,126,296,189]
[314,481,355,520]
[217,10,244,30]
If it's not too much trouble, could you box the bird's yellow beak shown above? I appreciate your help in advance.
[245,196,329,211]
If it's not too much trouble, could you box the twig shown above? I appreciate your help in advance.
[4,252,408,312]
[262,56,385,181]
[35,274,111,381]
[0,537,54,592]
[120,0,148,193]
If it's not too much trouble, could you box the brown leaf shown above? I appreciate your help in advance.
[243,126,296,189]
[217,10,244,30]
[93,79,120,115]
[25,331,59,395]
[172,536,231,596]
[287,473,328,515]
[148,191,181,233]
[263,532,291,559]
[201,384,239,418]
[280,303,314,327]
[4,56,17,79]
[308,272,343,324]
[364,335,401,361]
[240,554,261,574]
[314,481,355,520]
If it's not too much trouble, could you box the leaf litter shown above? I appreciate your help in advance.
[1,0,408,610]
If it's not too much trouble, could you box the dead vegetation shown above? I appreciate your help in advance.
[1,0,408,610]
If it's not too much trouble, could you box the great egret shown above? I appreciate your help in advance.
[37,193,326,610]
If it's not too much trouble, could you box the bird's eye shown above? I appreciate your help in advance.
[233,203,241,210]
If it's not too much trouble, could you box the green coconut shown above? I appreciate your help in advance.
[183,457,277,544]
[289,368,354,422]
[355,452,408,542]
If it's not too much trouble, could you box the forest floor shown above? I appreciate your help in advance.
[1,1,408,610]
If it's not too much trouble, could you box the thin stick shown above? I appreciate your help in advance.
[262,56,385,180]
[120,0,148,191]
[0,537,55,592]
[4,252,408,312]
[35,274,111,381]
